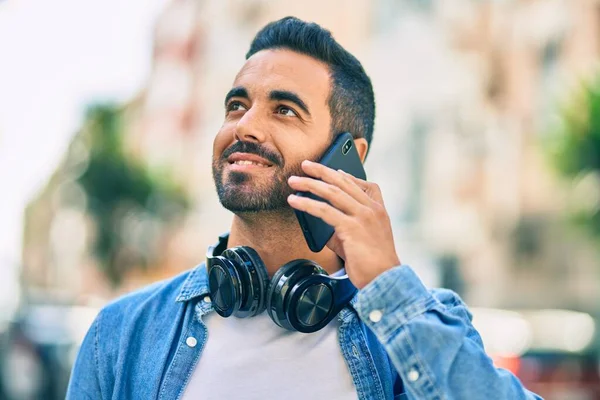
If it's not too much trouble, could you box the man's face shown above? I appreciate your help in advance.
[213,49,332,212]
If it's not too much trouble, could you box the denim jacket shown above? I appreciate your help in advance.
[67,263,541,400]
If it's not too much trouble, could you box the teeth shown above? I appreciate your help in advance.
[233,160,267,167]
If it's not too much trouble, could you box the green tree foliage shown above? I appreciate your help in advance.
[77,104,189,286]
[547,75,600,239]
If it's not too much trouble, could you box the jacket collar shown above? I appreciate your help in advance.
[176,232,229,303]
[176,263,210,302]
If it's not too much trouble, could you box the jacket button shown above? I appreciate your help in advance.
[407,368,420,382]
[186,337,198,348]
[369,309,383,322]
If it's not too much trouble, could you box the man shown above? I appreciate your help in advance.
[67,17,541,399]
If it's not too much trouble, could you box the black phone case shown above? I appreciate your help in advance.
[294,132,367,252]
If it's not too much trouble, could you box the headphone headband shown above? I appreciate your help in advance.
[207,232,229,259]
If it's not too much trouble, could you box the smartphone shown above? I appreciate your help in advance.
[294,132,367,252]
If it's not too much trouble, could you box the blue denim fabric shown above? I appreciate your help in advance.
[67,264,542,400]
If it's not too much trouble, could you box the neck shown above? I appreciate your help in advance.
[227,208,343,277]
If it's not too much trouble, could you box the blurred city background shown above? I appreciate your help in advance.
[1,0,599,399]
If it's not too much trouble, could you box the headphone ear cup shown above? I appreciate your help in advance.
[207,256,243,318]
[267,260,326,330]
[288,272,358,333]
[223,247,270,318]
[286,276,335,333]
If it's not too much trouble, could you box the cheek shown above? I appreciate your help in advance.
[295,133,330,158]
[213,126,233,158]
[277,138,319,168]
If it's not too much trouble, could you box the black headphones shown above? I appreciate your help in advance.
[206,233,357,333]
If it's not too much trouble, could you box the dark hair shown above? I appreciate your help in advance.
[246,16,375,157]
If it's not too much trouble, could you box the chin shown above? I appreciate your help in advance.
[217,185,290,213]
[227,168,277,186]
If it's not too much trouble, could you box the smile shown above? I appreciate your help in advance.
[231,160,270,167]
[226,152,275,169]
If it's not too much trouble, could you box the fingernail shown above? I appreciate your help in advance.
[288,175,299,182]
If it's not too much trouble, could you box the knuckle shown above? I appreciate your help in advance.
[309,180,322,193]
[328,184,342,197]
[339,172,351,183]
[373,203,386,216]
[358,206,374,220]
[317,201,328,213]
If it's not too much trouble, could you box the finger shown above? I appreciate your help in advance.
[288,176,366,216]
[287,193,348,228]
[300,160,371,206]
[336,168,368,190]
[338,170,385,205]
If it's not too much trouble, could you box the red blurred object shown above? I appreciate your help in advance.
[493,355,521,375]
[493,352,600,400]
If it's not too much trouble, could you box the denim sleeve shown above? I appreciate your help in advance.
[354,265,542,400]
[66,312,103,400]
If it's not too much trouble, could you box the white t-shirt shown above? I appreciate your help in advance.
[181,306,357,399]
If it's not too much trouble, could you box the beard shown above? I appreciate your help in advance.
[212,141,312,213]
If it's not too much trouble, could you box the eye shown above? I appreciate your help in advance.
[276,106,298,117]
[226,101,247,112]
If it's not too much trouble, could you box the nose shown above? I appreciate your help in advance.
[234,107,267,143]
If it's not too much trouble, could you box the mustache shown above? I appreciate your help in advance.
[221,141,283,166]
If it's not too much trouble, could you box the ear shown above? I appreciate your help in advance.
[353,138,369,163]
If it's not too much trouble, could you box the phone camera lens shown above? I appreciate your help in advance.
[342,140,352,155]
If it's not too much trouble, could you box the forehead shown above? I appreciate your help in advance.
[233,49,331,103]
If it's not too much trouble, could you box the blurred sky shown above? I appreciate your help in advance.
[0,0,167,303]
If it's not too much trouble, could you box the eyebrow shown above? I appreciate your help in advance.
[269,90,311,116]
[224,86,311,116]
[224,86,249,107]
